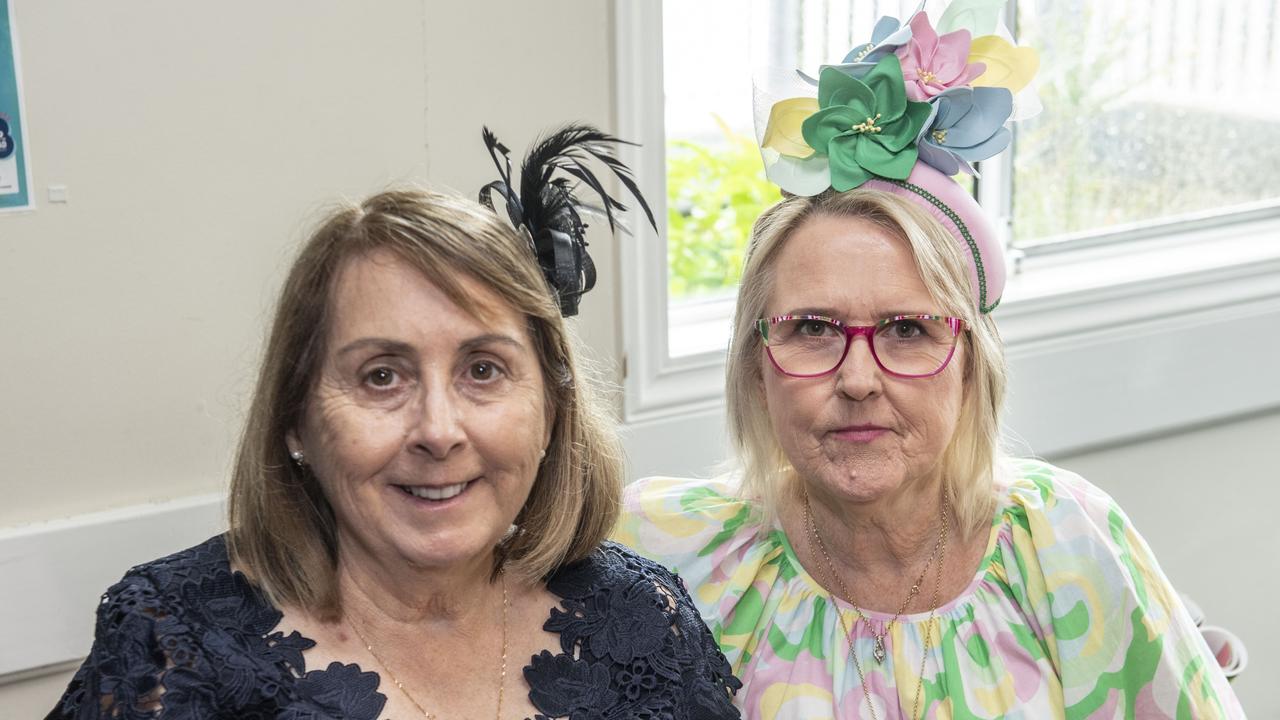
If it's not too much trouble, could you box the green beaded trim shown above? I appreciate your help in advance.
[884,179,997,314]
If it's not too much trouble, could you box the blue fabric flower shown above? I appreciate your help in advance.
[845,15,914,65]
[157,667,221,719]
[916,86,1013,175]
[799,15,913,84]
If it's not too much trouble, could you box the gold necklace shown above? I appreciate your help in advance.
[347,569,510,720]
[805,492,945,664]
[803,491,949,720]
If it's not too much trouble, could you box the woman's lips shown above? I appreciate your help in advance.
[831,425,889,443]
[400,481,469,500]
[391,478,478,507]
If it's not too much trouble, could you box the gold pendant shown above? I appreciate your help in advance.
[873,636,886,663]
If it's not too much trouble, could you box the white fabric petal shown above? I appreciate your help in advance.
[763,152,832,197]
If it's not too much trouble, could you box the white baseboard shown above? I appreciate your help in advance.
[0,494,225,681]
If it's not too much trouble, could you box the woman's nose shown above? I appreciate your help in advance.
[834,335,882,400]
[406,383,466,460]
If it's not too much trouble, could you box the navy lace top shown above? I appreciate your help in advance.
[49,535,741,720]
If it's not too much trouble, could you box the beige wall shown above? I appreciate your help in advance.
[0,0,617,529]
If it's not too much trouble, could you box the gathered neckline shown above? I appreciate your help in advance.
[770,492,1009,624]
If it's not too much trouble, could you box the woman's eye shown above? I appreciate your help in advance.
[891,320,924,338]
[365,367,398,388]
[799,320,832,337]
[468,360,503,382]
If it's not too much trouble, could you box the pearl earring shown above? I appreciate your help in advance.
[290,450,305,466]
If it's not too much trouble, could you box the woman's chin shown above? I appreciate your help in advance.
[808,468,906,506]
[364,520,502,573]
[394,538,494,572]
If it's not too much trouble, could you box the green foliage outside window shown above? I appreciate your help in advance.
[666,121,781,299]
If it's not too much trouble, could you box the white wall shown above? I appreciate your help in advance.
[0,0,620,530]
[4,0,424,526]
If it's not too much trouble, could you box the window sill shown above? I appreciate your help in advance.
[999,214,1280,345]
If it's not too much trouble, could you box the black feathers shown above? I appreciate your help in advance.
[478,124,657,316]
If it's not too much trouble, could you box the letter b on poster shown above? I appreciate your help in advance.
[0,0,32,212]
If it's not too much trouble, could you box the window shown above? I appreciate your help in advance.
[1011,0,1280,251]
[615,0,1280,420]
[662,2,773,357]
[663,1,913,358]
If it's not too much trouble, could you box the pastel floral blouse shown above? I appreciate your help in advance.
[615,460,1243,719]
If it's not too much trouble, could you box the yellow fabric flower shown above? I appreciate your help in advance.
[762,98,820,159]
[969,35,1039,93]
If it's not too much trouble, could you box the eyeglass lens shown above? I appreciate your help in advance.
[765,317,957,377]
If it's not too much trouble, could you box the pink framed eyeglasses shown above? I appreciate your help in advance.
[757,314,966,378]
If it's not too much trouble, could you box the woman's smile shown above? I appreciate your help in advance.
[392,478,478,506]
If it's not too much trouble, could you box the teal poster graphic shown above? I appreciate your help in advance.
[1,0,31,211]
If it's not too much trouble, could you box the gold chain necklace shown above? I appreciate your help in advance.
[347,569,510,720]
[805,491,945,663]
[803,491,949,720]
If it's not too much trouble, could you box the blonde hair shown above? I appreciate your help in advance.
[725,189,1007,537]
[227,188,622,619]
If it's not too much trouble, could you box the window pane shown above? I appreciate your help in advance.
[1012,0,1280,247]
[663,0,769,309]
[663,0,921,356]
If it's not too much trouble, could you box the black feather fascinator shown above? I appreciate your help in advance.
[478,124,657,316]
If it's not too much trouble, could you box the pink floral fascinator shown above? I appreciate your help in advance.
[755,0,1040,313]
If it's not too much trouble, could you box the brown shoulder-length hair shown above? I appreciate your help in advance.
[227,188,622,619]
[724,188,1009,539]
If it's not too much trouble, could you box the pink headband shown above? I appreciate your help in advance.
[864,162,1004,313]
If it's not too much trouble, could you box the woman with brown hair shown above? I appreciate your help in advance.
[49,128,740,719]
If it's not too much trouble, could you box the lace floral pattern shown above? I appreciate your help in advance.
[49,536,740,720]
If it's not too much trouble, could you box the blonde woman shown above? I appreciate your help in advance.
[618,9,1241,715]
[617,182,1242,719]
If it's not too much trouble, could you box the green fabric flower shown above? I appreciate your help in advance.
[800,55,933,191]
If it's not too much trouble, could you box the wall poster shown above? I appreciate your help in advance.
[0,0,31,212]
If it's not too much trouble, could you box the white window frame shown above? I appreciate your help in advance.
[615,0,730,423]
[614,1,1280,469]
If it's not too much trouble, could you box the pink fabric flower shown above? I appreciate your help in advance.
[895,11,987,101]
